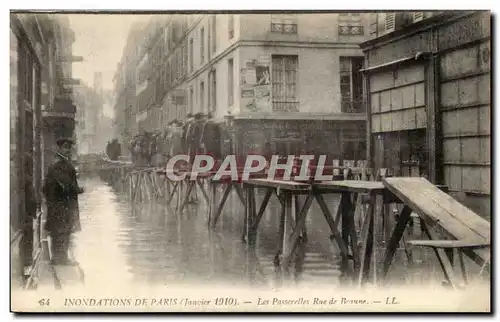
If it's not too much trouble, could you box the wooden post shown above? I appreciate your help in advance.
[340,191,351,276]
[357,198,374,287]
[372,194,384,285]
[382,205,412,281]
[282,191,292,273]
[245,184,257,246]
[208,181,217,227]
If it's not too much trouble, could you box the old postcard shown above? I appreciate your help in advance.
[9,10,491,313]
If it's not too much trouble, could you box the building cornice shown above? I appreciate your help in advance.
[184,38,365,84]
[238,40,365,49]
[184,39,241,83]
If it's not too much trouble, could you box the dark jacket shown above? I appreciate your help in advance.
[43,157,83,235]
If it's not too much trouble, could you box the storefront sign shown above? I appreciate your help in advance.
[241,68,257,86]
[258,54,270,66]
[241,89,255,98]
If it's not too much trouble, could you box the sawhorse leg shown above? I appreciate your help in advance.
[357,194,384,287]
[381,205,412,284]
[281,191,315,271]
[315,192,355,282]
[178,179,196,214]
[210,183,232,229]
[245,187,273,245]
[196,178,210,206]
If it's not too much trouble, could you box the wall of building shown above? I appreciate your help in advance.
[438,13,490,218]
[186,45,237,119]
[10,13,78,287]
[236,45,364,115]
[362,11,491,217]
[240,13,370,44]
[114,12,371,163]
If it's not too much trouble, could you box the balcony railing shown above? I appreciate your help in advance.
[341,99,365,113]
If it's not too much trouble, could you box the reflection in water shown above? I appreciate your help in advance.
[72,176,443,290]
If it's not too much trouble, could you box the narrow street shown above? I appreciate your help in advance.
[47,175,346,290]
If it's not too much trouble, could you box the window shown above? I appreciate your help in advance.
[208,24,211,61]
[177,51,181,80]
[182,41,187,77]
[200,81,205,113]
[369,13,378,36]
[339,56,364,113]
[228,58,234,106]
[189,38,194,72]
[338,25,364,36]
[211,69,217,113]
[211,15,217,54]
[189,86,194,114]
[385,13,396,32]
[165,26,171,53]
[200,27,205,64]
[339,12,361,17]
[271,14,297,34]
[413,12,424,22]
[228,15,234,39]
[271,55,299,112]
[169,58,174,85]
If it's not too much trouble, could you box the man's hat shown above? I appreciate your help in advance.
[56,137,75,147]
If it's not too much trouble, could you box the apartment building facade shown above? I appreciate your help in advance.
[113,20,152,146]
[360,11,491,217]
[114,13,372,161]
[181,13,370,161]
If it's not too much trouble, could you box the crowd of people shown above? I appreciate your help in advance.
[127,113,223,168]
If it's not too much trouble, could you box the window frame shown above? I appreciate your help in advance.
[271,54,299,112]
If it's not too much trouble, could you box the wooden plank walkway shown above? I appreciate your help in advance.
[383,177,490,266]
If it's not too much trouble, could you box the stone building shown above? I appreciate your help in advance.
[360,11,491,217]
[10,13,79,288]
[115,13,373,163]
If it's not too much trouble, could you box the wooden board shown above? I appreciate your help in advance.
[245,178,311,191]
[314,180,385,194]
[407,239,490,249]
[52,263,85,287]
[383,177,490,263]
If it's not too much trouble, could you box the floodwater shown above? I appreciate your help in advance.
[69,175,459,291]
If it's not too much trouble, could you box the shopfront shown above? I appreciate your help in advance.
[234,118,366,164]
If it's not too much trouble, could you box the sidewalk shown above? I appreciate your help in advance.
[35,239,85,291]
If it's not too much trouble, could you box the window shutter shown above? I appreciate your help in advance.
[385,13,396,32]
[369,13,378,35]
[413,12,424,22]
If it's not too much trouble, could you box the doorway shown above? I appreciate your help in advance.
[274,138,302,158]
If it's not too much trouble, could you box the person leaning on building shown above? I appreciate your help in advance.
[42,137,84,266]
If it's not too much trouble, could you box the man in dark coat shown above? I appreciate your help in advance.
[43,138,84,265]
[182,113,195,156]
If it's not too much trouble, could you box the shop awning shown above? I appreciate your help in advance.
[234,113,366,121]
[360,52,431,74]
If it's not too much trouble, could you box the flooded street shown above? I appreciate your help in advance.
[71,176,345,290]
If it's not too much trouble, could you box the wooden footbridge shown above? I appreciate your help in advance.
[91,157,491,289]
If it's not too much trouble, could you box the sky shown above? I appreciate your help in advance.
[68,14,151,116]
